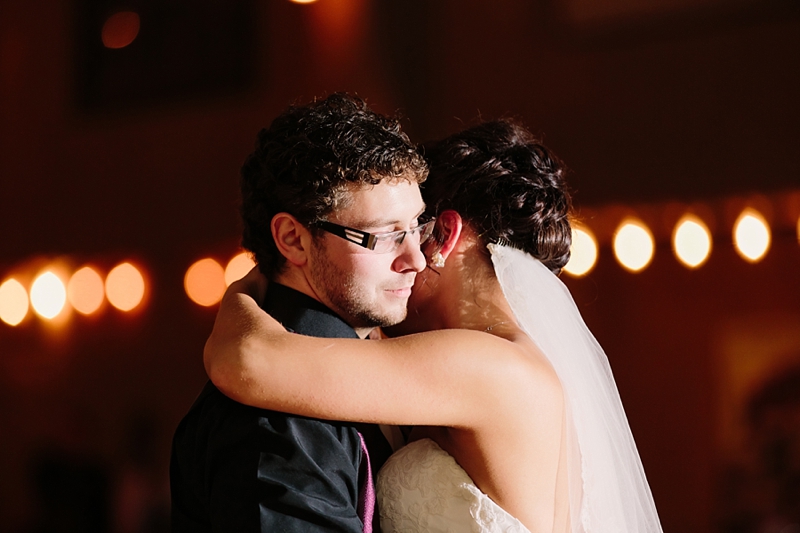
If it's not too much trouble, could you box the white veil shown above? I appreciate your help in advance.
[489,244,663,533]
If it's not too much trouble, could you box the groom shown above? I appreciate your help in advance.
[170,93,428,532]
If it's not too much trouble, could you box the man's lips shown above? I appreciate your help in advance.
[386,286,413,298]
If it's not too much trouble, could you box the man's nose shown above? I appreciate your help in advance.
[393,234,427,273]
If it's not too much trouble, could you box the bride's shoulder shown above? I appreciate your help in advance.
[387,327,561,403]
[489,331,564,407]
[456,328,563,402]
[480,327,561,382]
[444,327,555,375]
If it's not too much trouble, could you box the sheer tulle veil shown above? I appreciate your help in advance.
[489,244,663,533]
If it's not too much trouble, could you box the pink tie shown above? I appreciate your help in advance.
[357,432,375,533]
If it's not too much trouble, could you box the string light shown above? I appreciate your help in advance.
[106,262,146,311]
[673,215,712,269]
[2,191,797,330]
[30,271,67,319]
[733,209,770,263]
[0,278,29,326]
[613,219,655,272]
[185,258,226,307]
[68,266,105,315]
[563,227,598,277]
[224,252,256,286]
[796,215,800,245]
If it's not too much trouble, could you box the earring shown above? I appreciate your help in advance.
[431,250,446,268]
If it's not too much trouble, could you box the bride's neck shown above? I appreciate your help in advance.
[435,240,516,332]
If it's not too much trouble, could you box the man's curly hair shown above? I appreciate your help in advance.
[241,93,428,277]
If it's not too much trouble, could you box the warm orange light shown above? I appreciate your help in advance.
[563,227,598,277]
[30,271,67,319]
[613,219,655,272]
[733,209,770,263]
[68,266,105,315]
[0,278,29,326]
[106,262,146,311]
[101,11,140,49]
[673,215,712,269]
[290,0,318,4]
[225,252,256,286]
[185,258,226,307]
[796,215,800,245]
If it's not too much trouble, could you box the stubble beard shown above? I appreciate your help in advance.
[383,270,433,337]
[309,240,408,329]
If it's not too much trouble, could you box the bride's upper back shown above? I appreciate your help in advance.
[405,322,570,533]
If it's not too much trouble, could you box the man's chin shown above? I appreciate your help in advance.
[376,308,408,330]
[349,305,407,331]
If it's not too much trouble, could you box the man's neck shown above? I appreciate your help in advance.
[272,269,318,307]
[272,269,373,339]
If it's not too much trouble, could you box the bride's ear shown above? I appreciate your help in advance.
[435,210,463,261]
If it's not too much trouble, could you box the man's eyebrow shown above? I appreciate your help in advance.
[356,205,427,229]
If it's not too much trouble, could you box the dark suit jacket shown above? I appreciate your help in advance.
[170,283,392,532]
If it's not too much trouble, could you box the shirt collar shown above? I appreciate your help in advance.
[262,283,360,340]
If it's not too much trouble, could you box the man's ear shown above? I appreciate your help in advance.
[435,210,463,261]
[271,213,312,267]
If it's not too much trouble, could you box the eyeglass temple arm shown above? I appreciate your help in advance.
[316,221,378,250]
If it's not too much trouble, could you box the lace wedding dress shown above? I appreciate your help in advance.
[376,438,530,533]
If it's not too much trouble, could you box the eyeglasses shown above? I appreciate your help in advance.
[314,218,436,253]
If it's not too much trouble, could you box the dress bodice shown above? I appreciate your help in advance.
[376,438,530,533]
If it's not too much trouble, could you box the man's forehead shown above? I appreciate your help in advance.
[331,179,424,226]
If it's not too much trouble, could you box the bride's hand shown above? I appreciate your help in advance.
[204,267,285,385]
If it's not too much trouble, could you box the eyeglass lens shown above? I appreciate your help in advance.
[373,220,434,253]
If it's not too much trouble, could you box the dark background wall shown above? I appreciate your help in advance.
[1,0,798,531]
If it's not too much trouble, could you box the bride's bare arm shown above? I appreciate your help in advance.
[204,275,554,428]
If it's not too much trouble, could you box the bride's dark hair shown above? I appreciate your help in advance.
[423,119,572,272]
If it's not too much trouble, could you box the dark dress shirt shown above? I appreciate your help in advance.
[170,283,393,532]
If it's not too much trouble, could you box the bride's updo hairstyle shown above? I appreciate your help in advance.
[423,119,572,272]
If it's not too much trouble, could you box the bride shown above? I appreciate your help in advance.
[204,119,663,532]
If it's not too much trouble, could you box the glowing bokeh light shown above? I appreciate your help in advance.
[613,219,655,272]
[673,215,712,269]
[225,252,256,286]
[101,11,140,49]
[796,215,800,245]
[0,278,29,326]
[106,262,145,311]
[733,209,770,263]
[290,0,318,4]
[185,258,226,307]
[68,267,105,315]
[30,271,67,319]
[563,227,598,277]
